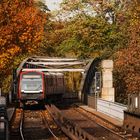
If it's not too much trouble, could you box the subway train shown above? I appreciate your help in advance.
[17,70,65,107]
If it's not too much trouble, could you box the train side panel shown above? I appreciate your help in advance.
[52,74,57,94]
[45,73,54,95]
[56,73,65,94]
[45,73,65,97]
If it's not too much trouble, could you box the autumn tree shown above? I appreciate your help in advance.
[39,21,66,56]
[59,0,130,24]
[114,1,140,104]
[31,0,140,104]
[0,0,47,92]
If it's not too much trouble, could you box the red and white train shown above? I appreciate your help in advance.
[17,70,65,107]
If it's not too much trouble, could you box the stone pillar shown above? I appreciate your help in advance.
[101,60,115,102]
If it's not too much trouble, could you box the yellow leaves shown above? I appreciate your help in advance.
[0,0,47,91]
[0,45,21,69]
[19,32,29,43]
[0,38,7,46]
[8,45,20,54]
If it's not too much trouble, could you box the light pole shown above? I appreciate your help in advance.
[95,72,101,110]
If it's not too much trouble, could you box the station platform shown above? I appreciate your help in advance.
[75,103,123,128]
[7,107,15,122]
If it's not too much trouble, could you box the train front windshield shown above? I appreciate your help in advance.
[21,74,43,93]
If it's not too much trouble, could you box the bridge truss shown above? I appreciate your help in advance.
[13,56,101,104]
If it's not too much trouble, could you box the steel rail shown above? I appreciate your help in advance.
[46,104,131,140]
[41,111,59,140]
[19,109,25,140]
[73,107,128,140]
[45,104,96,140]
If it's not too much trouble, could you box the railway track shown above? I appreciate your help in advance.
[47,104,139,140]
[73,106,140,139]
[41,108,69,140]
[10,108,23,140]
[62,107,126,140]
[10,108,69,140]
[10,104,139,140]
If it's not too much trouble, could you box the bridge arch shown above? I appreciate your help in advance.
[80,58,101,104]
[12,56,101,103]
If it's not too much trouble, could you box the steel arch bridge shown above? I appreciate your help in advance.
[12,56,101,104]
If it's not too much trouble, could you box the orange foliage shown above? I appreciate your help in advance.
[0,46,21,70]
[0,0,47,86]
[115,45,140,94]
[114,3,140,95]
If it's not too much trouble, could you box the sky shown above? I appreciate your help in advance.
[45,0,63,11]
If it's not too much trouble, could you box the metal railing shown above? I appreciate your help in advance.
[97,98,127,121]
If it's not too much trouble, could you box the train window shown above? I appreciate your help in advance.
[21,79,42,91]
[20,73,43,92]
